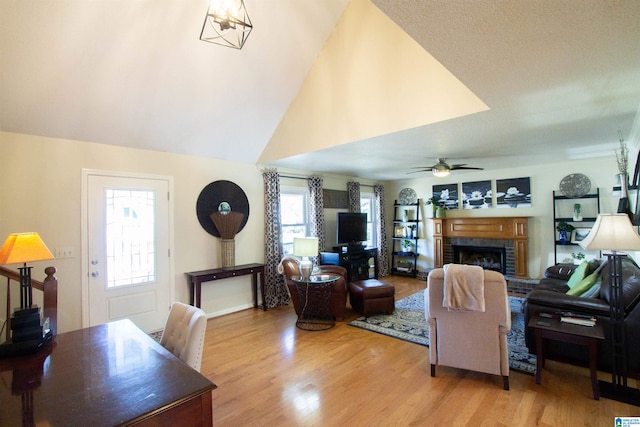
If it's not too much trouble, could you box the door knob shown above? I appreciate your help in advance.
[91,271,99,278]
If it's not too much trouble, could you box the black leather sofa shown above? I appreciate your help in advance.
[524,256,640,376]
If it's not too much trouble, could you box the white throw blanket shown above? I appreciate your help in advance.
[442,264,485,312]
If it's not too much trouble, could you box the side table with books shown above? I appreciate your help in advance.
[528,312,604,400]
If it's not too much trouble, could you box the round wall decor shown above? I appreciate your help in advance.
[196,180,249,237]
[398,188,417,205]
[559,174,591,198]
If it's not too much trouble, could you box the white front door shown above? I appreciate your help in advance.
[83,171,173,332]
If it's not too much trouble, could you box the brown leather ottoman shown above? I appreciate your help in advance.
[348,279,395,317]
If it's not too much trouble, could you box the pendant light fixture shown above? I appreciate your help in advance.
[200,0,253,50]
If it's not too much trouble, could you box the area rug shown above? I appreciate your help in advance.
[348,291,537,375]
[149,330,163,342]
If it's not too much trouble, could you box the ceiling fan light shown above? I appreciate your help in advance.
[432,166,450,177]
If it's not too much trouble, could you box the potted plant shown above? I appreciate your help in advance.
[426,195,440,217]
[401,239,412,254]
[572,252,586,265]
[556,222,575,245]
[573,203,582,221]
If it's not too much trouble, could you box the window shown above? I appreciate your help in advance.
[105,189,156,288]
[279,186,378,253]
[280,188,310,255]
[360,192,378,248]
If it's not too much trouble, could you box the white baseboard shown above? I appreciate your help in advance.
[206,302,256,319]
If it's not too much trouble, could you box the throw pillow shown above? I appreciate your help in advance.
[567,272,598,296]
[591,258,607,275]
[580,281,601,298]
[566,261,589,289]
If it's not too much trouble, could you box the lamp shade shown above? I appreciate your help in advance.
[0,232,54,265]
[579,214,640,251]
[293,237,319,258]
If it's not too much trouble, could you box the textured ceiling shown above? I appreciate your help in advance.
[1,0,639,181]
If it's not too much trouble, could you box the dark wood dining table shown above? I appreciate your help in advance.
[0,318,216,426]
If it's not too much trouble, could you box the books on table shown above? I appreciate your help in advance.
[560,315,596,327]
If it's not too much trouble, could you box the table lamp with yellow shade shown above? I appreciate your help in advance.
[0,232,55,312]
[0,233,55,358]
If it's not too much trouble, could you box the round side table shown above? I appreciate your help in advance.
[291,274,339,331]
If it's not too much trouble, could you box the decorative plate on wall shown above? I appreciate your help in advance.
[559,174,591,198]
[398,188,417,205]
[196,180,250,237]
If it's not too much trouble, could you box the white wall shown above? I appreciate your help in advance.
[0,135,377,334]
[384,156,629,278]
[1,132,266,333]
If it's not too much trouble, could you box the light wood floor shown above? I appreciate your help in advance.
[200,276,639,426]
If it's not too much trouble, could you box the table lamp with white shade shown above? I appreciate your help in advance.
[579,213,640,405]
[293,237,319,280]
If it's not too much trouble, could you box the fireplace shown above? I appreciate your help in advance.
[431,217,528,278]
[446,238,514,276]
[453,245,507,274]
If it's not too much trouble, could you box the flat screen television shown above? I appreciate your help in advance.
[336,212,367,245]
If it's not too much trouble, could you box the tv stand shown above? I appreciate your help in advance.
[346,243,365,252]
[331,246,378,281]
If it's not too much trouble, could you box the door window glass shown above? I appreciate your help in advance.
[105,189,156,288]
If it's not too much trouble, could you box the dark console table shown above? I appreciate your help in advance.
[185,263,266,310]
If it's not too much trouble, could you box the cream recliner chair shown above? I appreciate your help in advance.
[160,302,207,372]
[425,266,511,390]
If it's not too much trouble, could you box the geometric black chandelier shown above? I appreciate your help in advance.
[200,0,253,49]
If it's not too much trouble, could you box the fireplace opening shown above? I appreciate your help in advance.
[453,245,507,274]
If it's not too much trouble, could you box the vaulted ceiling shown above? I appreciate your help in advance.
[2,0,639,180]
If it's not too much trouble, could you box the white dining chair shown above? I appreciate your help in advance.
[160,302,207,372]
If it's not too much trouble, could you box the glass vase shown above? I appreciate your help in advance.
[559,231,568,245]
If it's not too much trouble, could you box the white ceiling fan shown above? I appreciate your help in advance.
[410,158,484,177]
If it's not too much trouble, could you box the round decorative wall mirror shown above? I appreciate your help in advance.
[196,180,249,237]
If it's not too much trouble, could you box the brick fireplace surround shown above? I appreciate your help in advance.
[431,217,529,279]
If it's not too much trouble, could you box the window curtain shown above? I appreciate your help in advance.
[262,170,290,308]
[375,184,389,276]
[308,176,326,251]
[347,182,361,213]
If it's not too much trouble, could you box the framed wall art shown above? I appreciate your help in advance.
[432,183,459,210]
[462,180,492,209]
[323,189,349,209]
[571,228,591,243]
[496,177,531,208]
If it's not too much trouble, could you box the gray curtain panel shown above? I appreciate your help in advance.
[308,176,326,252]
[375,184,389,276]
[347,181,361,213]
[262,170,289,308]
